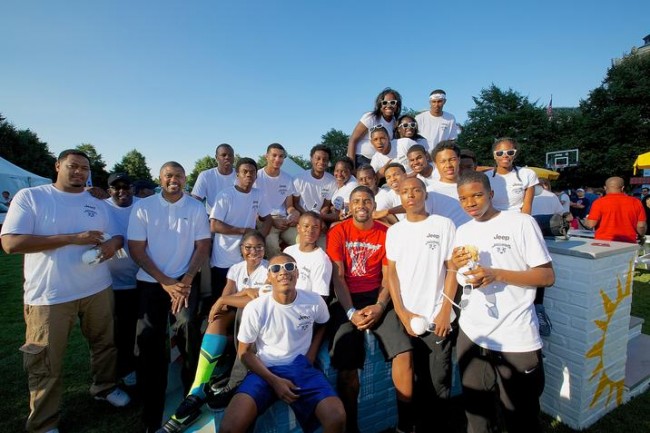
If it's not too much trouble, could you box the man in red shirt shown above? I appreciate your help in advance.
[584,177,647,243]
[326,185,414,433]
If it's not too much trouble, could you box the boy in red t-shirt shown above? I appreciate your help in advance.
[326,185,414,433]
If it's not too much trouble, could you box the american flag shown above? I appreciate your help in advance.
[547,95,553,119]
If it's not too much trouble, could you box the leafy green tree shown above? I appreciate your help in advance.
[320,129,350,165]
[76,143,108,187]
[288,154,310,169]
[187,155,217,188]
[0,114,56,180]
[574,51,650,185]
[457,84,553,168]
[112,149,153,182]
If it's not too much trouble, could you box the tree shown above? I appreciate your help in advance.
[574,51,650,185]
[76,143,109,187]
[457,84,554,168]
[288,154,310,169]
[187,155,217,188]
[319,129,349,165]
[112,149,153,181]
[0,114,56,180]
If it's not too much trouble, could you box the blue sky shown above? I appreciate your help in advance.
[2,0,649,179]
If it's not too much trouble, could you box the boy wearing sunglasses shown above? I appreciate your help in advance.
[218,254,345,433]
[385,176,458,432]
[326,186,413,433]
[452,171,554,433]
[414,89,460,152]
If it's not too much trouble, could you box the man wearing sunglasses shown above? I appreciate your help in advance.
[415,89,460,152]
[452,171,554,433]
[326,186,413,433]
[105,173,140,387]
[218,254,345,433]
[386,176,458,432]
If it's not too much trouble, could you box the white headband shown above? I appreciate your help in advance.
[429,93,447,101]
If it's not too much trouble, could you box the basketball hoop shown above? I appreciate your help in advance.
[552,164,567,171]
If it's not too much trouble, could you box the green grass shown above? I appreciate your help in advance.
[0,251,649,432]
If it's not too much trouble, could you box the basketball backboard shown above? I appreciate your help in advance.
[546,149,579,170]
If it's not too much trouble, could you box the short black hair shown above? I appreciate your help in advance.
[431,140,460,161]
[216,143,233,154]
[429,89,447,96]
[236,157,258,172]
[310,144,332,159]
[334,156,354,171]
[349,185,375,201]
[266,143,286,155]
[384,162,406,173]
[460,149,476,162]
[57,149,89,163]
[406,144,428,156]
[160,161,185,173]
[458,170,491,192]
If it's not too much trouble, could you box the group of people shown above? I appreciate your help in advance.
[1,86,645,433]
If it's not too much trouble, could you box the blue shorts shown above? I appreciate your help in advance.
[237,354,337,433]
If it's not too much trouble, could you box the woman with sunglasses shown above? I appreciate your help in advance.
[159,230,269,432]
[485,138,539,215]
[393,114,428,174]
[347,88,402,169]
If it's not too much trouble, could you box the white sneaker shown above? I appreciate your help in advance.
[95,387,131,407]
[122,371,137,387]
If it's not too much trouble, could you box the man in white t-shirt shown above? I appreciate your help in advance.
[191,143,237,212]
[415,89,460,152]
[407,144,439,188]
[374,162,408,225]
[427,141,471,228]
[210,158,272,303]
[452,171,555,433]
[128,161,212,432]
[218,253,345,433]
[1,149,130,433]
[386,177,457,432]
[104,172,141,386]
[283,211,332,299]
[254,143,300,257]
[293,144,338,225]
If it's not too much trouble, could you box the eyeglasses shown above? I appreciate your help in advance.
[459,284,473,309]
[398,122,417,129]
[368,125,386,132]
[268,262,297,273]
[381,100,398,107]
[242,245,264,251]
[494,149,517,157]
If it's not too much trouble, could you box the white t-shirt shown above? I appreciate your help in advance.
[210,186,271,268]
[416,168,441,188]
[454,211,552,352]
[424,189,471,228]
[532,189,564,216]
[254,169,296,217]
[375,187,405,221]
[370,144,398,174]
[283,245,332,297]
[128,193,211,282]
[485,167,539,212]
[386,215,455,321]
[191,168,237,212]
[226,260,269,292]
[1,185,117,305]
[293,170,338,212]
[105,197,140,290]
[415,111,459,152]
[238,289,329,367]
[557,192,571,214]
[331,179,358,211]
[355,112,396,159]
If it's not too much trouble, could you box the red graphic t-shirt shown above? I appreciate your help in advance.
[326,219,387,294]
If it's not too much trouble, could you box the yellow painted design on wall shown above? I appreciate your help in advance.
[586,260,633,408]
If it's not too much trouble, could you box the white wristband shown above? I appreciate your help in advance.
[346,307,357,320]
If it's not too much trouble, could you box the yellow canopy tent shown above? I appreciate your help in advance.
[633,152,650,174]
[527,166,560,180]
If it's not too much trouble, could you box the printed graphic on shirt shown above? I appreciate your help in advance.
[492,233,512,254]
[297,312,314,331]
[346,241,382,276]
[425,232,441,251]
[83,204,98,218]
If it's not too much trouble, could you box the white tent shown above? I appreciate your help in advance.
[0,156,51,196]
[283,157,307,177]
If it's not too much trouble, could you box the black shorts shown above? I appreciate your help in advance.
[328,290,412,370]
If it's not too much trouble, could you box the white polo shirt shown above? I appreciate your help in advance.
[128,193,211,282]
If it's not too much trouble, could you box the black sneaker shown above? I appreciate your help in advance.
[206,385,236,411]
[156,395,203,433]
